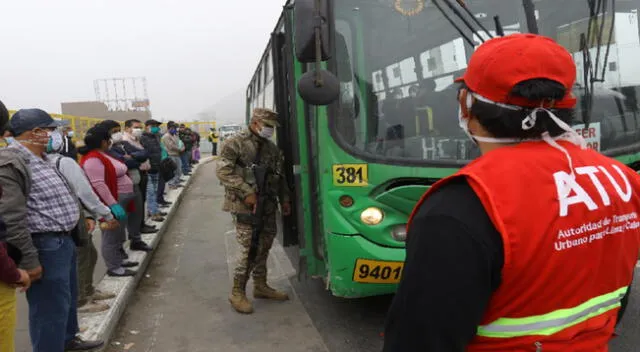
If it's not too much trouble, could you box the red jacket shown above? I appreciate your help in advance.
[409,141,640,352]
[79,150,135,213]
[0,243,20,285]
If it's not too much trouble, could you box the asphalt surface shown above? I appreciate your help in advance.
[105,161,327,352]
[14,158,640,351]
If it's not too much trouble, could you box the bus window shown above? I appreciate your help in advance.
[334,21,360,148]
[330,0,640,164]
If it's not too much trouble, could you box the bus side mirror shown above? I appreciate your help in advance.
[295,0,340,106]
[294,0,331,63]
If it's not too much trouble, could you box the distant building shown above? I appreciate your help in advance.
[61,101,151,122]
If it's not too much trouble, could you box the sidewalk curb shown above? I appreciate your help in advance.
[78,157,216,350]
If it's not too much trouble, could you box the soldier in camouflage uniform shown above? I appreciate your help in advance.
[216,108,292,314]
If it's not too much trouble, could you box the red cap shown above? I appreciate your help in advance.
[455,33,577,108]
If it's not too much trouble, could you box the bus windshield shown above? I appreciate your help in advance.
[331,0,640,165]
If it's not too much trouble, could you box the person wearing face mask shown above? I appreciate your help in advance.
[79,125,141,278]
[100,120,157,237]
[208,127,219,155]
[45,128,120,315]
[216,108,292,314]
[140,120,168,222]
[105,120,154,252]
[0,109,104,351]
[383,34,640,352]
[1,128,13,148]
[161,122,185,190]
[60,126,78,161]
[0,101,32,352]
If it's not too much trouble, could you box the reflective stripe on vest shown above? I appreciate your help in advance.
[476,286,628,338]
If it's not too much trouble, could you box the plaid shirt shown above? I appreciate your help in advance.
[9,143,79,233]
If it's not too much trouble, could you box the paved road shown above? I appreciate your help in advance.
[27,159,639,351]
[105,161,327,352]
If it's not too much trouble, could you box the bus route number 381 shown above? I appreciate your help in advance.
[353,258,404,284]
[332,164,368,186]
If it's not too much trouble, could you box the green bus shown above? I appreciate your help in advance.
[246,0,640,298]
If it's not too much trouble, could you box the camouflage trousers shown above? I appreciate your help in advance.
[233,213,277,282]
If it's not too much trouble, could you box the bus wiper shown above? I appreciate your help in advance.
[580,0,616,126]
[494,16,505,36]
[454,0,495,39]
[431,0,476,46]
[431,0,496,48]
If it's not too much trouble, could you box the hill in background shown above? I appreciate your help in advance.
[198,88,246,126]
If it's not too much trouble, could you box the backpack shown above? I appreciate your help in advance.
[159,157,177,182]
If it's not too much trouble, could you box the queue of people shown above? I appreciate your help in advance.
[0,105,196,352]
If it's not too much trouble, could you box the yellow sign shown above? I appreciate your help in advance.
[332,164,368,186]
[353,259,404,284]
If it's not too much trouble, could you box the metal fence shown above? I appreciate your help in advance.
[3,110,222,150]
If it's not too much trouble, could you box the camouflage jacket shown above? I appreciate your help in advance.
[215,129,290,214]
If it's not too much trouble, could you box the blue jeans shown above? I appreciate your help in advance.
[26,234,79,352]
[180,152,191,174]
[157,175,166,203]
[146,173,160,215]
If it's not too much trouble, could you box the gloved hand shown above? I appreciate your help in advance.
[109,204,127,221]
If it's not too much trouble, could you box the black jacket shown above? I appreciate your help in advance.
[109,141,149,170]
[140,132,162,174]
[61,137,78,161]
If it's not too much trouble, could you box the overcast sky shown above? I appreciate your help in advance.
[0,0,284,121]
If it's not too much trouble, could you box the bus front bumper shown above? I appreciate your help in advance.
[325,233,406,298]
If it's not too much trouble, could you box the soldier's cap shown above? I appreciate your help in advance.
[10,108,68,136]
[252,108,279,127]
[145,119,162,126]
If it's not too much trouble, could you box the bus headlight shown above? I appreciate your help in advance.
[361,207,383,225]
[391,224,407,242]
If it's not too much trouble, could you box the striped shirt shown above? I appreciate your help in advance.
[10,143,79,233]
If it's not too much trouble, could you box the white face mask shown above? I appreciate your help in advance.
[259,126,274,139]
[459,91,587,178]
[132,128,143,139]
[458,92,521,146]
[67,131,74,138]
[111,132,123,143]
[4,137,14,145]
[47,131,64,153]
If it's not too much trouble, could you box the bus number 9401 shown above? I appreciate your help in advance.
[353,258,403,284]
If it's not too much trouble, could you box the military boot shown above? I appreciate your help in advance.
[253,277,290,301]
[229,277,253,314]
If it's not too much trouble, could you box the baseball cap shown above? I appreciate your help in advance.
[145,119,162,126]
[455,33,577,109]
[252,108,279,126]
[10,109,67,136]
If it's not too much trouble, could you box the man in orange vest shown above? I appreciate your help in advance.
[383,33,640,352]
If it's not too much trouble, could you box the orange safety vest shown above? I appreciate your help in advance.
[408,141,640,352]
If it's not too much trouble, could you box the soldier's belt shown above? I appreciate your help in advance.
[236,213,261,226]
